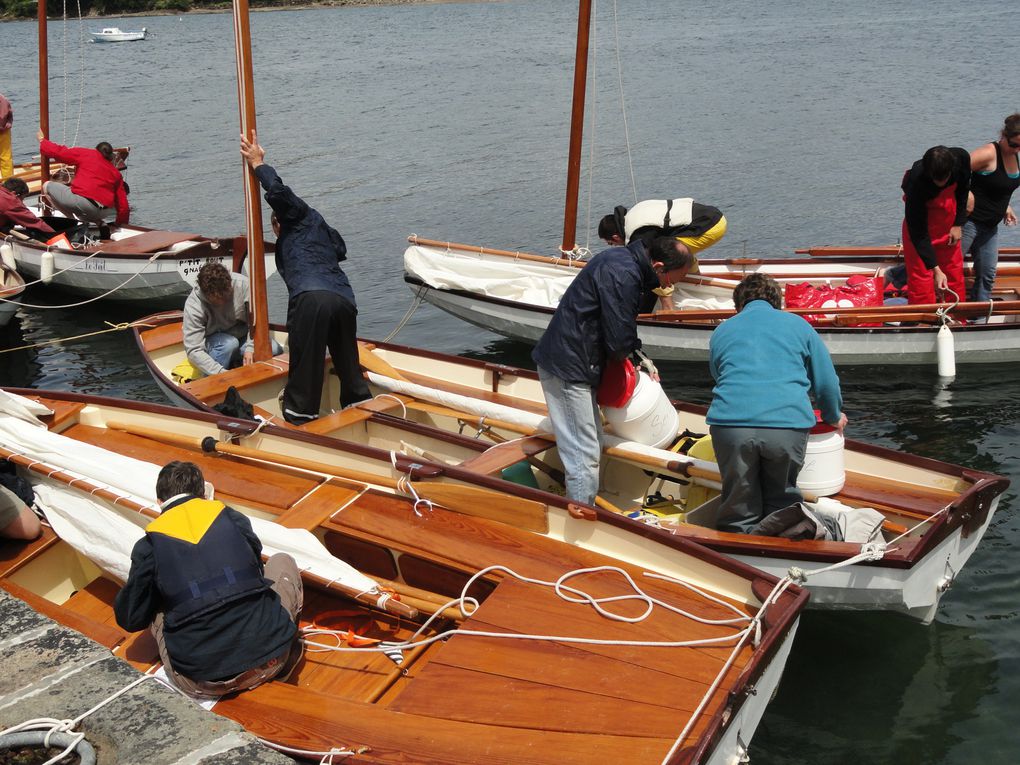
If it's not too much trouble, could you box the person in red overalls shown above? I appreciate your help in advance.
[901,145,971,305]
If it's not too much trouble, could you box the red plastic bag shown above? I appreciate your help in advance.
[784,275,883,326]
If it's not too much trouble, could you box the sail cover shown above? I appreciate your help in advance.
[0,390,380,595]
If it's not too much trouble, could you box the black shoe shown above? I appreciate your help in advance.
[98,224,111,241]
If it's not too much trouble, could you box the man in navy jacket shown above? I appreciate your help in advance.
[532,236,691,505]
[240,132,371,424]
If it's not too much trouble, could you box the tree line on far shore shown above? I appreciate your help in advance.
[2,0,309,20]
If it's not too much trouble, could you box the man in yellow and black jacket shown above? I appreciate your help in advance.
[114,461,302,698]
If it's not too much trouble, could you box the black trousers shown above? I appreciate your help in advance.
[283,290,371,423]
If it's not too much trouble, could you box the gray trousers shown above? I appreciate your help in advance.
[710,425,808,534]
[43,181,113,225]
[152,553,304,699]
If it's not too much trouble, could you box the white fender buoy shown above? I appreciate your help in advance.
[937,323,956,377]
[0,242,14,271]
[40,251,55,284]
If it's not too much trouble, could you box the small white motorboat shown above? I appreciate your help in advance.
[89,27,147,43]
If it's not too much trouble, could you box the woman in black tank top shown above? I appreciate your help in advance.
[963,113,1020,302]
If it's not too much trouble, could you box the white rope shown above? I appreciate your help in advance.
[381,284,429,342]
[0,247,173,310]
[389,450,433,516]
[373,394,408,418]
[301,562,794,761]
[0,674,156,765]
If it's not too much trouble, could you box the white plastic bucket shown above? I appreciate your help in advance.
[602,370,680,449]
[796,425,845,496]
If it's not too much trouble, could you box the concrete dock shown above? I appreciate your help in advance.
[0,590,293,764]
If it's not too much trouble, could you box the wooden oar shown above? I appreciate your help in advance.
[358,342,411,382]
[105,420,554,532]
[0,444,418,619]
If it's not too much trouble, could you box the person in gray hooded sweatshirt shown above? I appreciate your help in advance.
[182,261,280,376]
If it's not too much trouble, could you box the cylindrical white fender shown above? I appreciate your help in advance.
[0,243,14,271]
[40,251,55,284]
[937,323,955,377]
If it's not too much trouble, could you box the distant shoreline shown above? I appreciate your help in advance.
[3,0,486,22]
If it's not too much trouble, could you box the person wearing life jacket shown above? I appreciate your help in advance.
[900,145,970,306]
[598,198,728,269]
[114,461,302,699]
[963,114,1020,302]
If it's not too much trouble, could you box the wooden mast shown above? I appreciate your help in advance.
[231,0,271,361]
[559,0,593,255]
[37,0,50,189]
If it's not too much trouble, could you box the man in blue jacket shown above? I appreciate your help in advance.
[114,461,302,698]
[240,132,371,425]
[707,273,847,534]
[532,236,691,505]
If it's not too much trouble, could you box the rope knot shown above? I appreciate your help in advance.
[787,566,807,584]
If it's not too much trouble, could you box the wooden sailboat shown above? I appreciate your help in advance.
[132,315,1008,623]
[0,387,805,764]
[7,1,258,306]
[404,236,1020,365]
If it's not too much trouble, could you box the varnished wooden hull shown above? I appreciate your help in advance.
[0,389,805,764]
[132,316,1009,620]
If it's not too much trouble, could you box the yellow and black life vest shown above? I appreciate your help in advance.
[146,498,267,629]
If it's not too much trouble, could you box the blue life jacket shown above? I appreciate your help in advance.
[146,498,268,629]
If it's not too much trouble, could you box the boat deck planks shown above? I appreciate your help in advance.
[84,230,199,255]
[138,322,185,353]
[214,679,677,764]
[184,358,289,403]
[275,481,364,529]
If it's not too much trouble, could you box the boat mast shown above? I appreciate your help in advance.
[231,0,271,361]
[559,0,593,255]
[37,0,50,188]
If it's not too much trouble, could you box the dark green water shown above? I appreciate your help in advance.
[2,1,1018,762]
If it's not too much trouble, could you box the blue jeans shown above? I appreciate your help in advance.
[206,333,282,370]
[538,366,602,506]
[962,219,999,302]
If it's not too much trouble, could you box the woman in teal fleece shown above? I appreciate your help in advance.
[707,273,847,534]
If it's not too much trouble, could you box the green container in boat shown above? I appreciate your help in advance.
[501,460,539,489]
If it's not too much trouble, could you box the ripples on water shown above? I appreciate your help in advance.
[1,1,1019,762]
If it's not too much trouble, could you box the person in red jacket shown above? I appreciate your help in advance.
[37,129,129,231]
[0,178,54,238]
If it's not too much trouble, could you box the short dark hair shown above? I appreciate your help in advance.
[95,142,115,162]
[197,262,232,299]
[598,214,621,241]
[921,146,956,182]
[733,273,782,310]
[156,461,205,502]
[2,178,29,198]
[647,236,693,273]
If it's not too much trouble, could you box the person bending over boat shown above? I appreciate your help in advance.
[114,461,302,699]
[900,145,970,306]
[532,235,692,505]
[707,273,846,535]
[0,178,54,239]
[963,114,1020,302]
[36,128,129,235]
[183,262,282,377]
[598,198,728,266]
[239,131,371,425]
